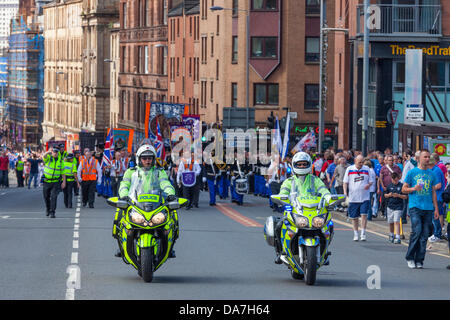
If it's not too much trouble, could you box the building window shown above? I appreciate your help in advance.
[305,37,319,62]
[232,36,238,63]
[210,81,214,102]
[122,3,127,28]
[428,61,445,86]
[232,0,239,17]
[305,84,319,110]
[254,83,279,105]
[216,59,219,80]
[251,37,277,58]
[306,0,320,14]
[144,46,149,74]
[211,36,214,57]
[217,15,220,35]
[231,83,238,107]
[251,0,277,11]
[201,36,207,64]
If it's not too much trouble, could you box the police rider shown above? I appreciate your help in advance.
[116,144,178,257]
[273,151,331,264]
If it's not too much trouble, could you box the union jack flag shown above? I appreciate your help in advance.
[155,119,166,161]
[102,128,114,168]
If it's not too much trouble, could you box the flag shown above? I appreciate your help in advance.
[281,114,290,161]
[291,130,316,154]
[155,119,166,161]
[102,128,114,168]
[272,117,282,157]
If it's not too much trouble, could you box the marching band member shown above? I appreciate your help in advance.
[177,151,201,210]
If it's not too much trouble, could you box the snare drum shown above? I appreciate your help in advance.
[235,178,248,195]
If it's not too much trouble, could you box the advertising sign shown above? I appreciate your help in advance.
[404,49,423,124]
[430,139,450,164]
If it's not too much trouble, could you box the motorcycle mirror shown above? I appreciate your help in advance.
[167,201,181,210]
[116,200,129,209]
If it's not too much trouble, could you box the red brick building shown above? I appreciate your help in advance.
[167,0,200,115]
[118,0,171,140]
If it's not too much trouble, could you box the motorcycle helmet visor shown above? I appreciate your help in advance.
[293,161,310,169]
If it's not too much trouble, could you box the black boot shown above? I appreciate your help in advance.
[169,249,176,258]
[114,249,122,257]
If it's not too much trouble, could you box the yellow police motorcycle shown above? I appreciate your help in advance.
[264,193,345,285]
[107,190,188,283]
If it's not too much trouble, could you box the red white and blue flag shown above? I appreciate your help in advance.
[154,119,166,161]
[102,128,114,168]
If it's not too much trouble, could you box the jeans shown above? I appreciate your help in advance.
[371,192,379,217]
[0,170,7,187]
[432,201,444,238]
[405,208,433,264]
[367,192,375,220]
[28,172,39,188]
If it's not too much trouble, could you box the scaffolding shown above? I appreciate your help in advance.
[6,16,44,147]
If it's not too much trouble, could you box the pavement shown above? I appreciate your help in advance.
[331,209,450,257]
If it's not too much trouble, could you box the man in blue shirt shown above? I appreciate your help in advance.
[402,150,440,269]
[428,154,446,242]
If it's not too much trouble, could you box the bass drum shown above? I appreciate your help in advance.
[235,178,248,195]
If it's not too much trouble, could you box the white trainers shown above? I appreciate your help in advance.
[407,260,416,269]
[353,234,359,241]
[360,234,366,241]
[428,235,440,243]
[416,262,423,269]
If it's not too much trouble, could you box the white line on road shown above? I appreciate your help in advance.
[71,252,78,264]
[66,196,82,301]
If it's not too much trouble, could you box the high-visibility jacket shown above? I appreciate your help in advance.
[16,160,24,171]
[80,157,99,181]
[63,160,77,182]
[43,154,62,183]
[119,166,175,199]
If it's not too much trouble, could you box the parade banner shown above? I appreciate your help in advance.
[145,101,188,139]
[112,128,134,153]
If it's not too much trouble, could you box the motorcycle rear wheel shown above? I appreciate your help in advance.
[304,246,317,285]
[140,248,154,283]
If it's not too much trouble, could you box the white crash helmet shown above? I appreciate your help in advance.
[292,152,312,176]
[136,144,157,168]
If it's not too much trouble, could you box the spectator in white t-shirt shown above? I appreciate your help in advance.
[343,155,375,241]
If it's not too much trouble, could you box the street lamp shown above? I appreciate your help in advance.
[210,5,250,129]
[318,0,348,153]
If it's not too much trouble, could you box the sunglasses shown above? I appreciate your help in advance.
[141,156,154,161]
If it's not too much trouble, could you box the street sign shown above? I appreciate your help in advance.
[405,104,424,122]
[288,112,298,119]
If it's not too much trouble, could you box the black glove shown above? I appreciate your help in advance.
[167,195,176,202]
[119,196,129,202]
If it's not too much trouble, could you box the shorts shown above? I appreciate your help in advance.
[387,207,402,223]
[348,201,370,219]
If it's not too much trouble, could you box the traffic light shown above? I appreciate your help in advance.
[267,112,275,129]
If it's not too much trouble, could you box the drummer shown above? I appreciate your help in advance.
[230,152,245,206]
[177,150,201,210]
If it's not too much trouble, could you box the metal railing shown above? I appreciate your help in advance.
[357,4,442,37]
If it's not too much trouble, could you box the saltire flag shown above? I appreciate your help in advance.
[154,118,166,161]
[281,114,290,161]
[291,130,317,154]
[102,128,114,168]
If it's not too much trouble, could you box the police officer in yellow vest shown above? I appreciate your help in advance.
[42,148,63,218]
[15,156,25,188]
[62,153,79,209]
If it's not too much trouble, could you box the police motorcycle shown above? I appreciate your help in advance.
[264,191,345,285]
[107,182,188,282]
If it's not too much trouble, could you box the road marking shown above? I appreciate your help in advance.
[71,252,78,264]
[216,203,262,227]
[66,196,82,301]
[333,219,450,259]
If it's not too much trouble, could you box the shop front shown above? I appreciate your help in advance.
[368,41,450,153]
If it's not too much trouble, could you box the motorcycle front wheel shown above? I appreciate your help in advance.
[140,248,154,283]
[304,246,317,285]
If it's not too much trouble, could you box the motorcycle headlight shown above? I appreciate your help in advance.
[294,215,309,228]
[130,210,146,225]
[151,212,167,225]
[312,216,325,228]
